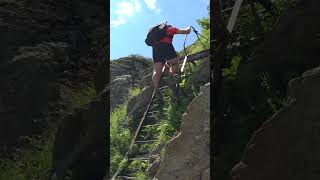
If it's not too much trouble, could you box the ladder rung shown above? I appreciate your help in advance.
[142,123,160,128]
[149,105,160,110]
[135,140,157,143]
[222,7,233,13]
[159,86,169,90]
[128,157,150,161]
[117,176,135,179]
[150,103,159,107]
[145,115,157,119]
[146,115,158,119]
[159,89,167,93]
[148,110,159,114]
[142,122,158,128]
[147,113,158,116]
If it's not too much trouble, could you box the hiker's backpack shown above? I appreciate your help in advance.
[145,23,170,46]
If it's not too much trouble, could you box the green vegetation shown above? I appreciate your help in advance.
[0,128,56,180]
[110,87,141,176]
[0,81,98,179]
[222,55,241,79]
[65,81,97,111]
[129,87,141,97]
[135,171,147,180]
[110,102,131,175]
[117,83,196,179]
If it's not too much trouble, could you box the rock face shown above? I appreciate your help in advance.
[231,66,320,180]
[110,75,133,109]
[110,55,152,81]
[154,83,210,180]
[214,1,320,178]
[51,85,108,180]
[126,86,153,120]
[236,0,320,100]
[185,58,210,91]
[49,45,151,180]
[0,0,108,178]
[0,42,69,153]
[110,56,152,110]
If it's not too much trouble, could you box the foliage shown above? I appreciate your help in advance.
[128,160,148,173]
[110,87,141,176]
[0,79,100,179]
[65,81,96,112]
[135,171,147,180]
[222,55,241,79]
[259,72,287,113]
[129,87,141,97]
[110,103,131,175]
[0,129,56,180]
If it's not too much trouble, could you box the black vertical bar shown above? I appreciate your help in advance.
[105,0,110,179]
[212,0,229,168]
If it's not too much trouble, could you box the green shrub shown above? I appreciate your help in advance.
[0,129,56,180]
[64,81,96,112]
[110,103,131,175]
[135,171,147,180]
[110,86,141,175]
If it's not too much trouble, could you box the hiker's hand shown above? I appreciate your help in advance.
[186,26,191,34]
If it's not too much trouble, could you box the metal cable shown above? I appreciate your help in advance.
[191,26,208,49]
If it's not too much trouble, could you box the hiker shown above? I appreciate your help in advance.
[145,22,191,94]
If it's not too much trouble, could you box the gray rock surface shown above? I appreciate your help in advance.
[110,56,153,110]
[126,86,153,119]
[0,42,69,153]
[231,66,320,180]
[0,0,108,179]
[110,75,133,109]
[51,85,108,180]
[154,83,210,180]
[185,58,210,91]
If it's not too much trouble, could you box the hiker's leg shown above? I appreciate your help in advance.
[167,57,180,76]
[152,62,164,90]
[163,62,170,76]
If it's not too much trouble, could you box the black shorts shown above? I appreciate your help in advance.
[152,43,178,64]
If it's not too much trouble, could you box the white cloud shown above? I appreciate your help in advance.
[111,16,126,27]
[144,0,156,10]
[111,0,162,27]
[111,0,141,28]
[143,0,161,13]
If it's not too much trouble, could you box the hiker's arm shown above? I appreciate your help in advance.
[176,27,191,34]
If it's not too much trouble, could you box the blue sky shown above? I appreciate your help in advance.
[110,0,210,60]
